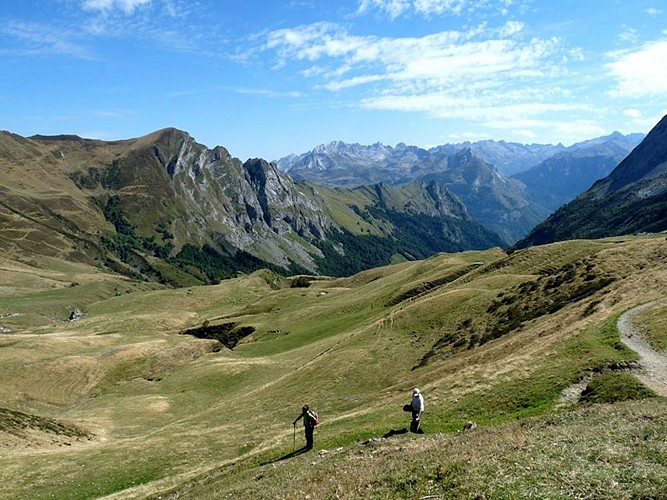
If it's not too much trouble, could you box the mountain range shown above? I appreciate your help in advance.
[275,132,644,181]
[0,129,501,285]
[512,132,646,213]
[276,132,644,244]
[1,118,662,286]
[516,115,667,248]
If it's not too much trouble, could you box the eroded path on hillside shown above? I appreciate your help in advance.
[618,301,667,397]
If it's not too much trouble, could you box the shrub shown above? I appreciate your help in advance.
[290,276,311,288]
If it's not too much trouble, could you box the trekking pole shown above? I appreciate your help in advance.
[293,423,296,451]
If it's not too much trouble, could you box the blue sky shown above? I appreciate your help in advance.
[1,0,666,160]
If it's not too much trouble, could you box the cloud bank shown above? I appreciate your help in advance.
[262,20,584,135]
[82,0,151,14]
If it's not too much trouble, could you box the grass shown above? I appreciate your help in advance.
[0,407,90,438]
[580,372,657,404]
[634,302,667,351]
[1,235,667,498]
[156,398,667,499]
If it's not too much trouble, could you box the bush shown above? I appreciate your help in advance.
[290,276,311,288]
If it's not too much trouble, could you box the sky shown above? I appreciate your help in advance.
[1,0,666,161]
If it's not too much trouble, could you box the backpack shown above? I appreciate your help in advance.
[307,409,319,427]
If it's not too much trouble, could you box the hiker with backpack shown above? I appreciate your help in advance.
[293,404,318,450]
[410,388,425,433]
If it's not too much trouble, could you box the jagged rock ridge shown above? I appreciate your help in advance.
[0,128,502,284]
[275,133,643,244]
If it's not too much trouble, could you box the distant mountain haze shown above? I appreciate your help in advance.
[515,115,667,248]
[512,132,645,213]
[276,132,643,244]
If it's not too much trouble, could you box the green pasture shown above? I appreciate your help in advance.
[0,236,666,498]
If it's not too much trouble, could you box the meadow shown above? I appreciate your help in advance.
[1,235,666,498]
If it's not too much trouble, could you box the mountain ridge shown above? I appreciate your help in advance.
[0,128,502,284]
[275,132,644,178]
[275,132,644,244]
[515,114,667,247]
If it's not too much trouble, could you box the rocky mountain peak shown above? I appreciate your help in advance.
[313,140,350,154]
[448,147,496,175]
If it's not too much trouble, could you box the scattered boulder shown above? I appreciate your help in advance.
[67,308,84,322]
[462,421,477,431]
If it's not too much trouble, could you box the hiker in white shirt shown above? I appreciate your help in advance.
[410,388,425,433]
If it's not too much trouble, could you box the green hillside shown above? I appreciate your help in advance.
[0,235,666,498]
[0,130,502,285]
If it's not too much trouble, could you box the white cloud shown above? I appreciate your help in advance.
[552,120,607,140]
[0,21,94,59]
[619,109,662,133]
[235,88,303,98]
[357,0,517,19]
[414,0,467,16]
[358,0,411,19]
[376,96,576,121]
[82,0,150,14]
[567,47,585,62]
[646,8,662,16]
[259,17,606,144]
[263,21,573,125]
[617,27,639,44]
[607,40,667,98]
[266,21,557,91]
[500,21,524,37]
[513,129,538,139]
[449,131,491,141]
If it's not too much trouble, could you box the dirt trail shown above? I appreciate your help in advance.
[618,301,667,397]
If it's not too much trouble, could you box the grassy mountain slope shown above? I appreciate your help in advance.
[1,234,666,498]
[516,115,667,248]
[0,130,501,284]
[420,148,548,244]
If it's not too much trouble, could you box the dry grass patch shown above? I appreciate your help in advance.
[634,302,667,351]
[161,399,667,499]
[0,407,92,449]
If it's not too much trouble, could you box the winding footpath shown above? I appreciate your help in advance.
[618,301,667,397]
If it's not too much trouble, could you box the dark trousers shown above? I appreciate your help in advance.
[305,425,314,449]
[410,411,422,433]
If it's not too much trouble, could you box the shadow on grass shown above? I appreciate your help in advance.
[261,446,312,465]
[261,428,412,466]
[382,428,409,438]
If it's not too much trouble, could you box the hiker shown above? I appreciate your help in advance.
[293,404,318,449]
[410,388,425,433]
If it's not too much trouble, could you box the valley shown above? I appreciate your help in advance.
[3,2,667,497]
[1,235,666,498]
